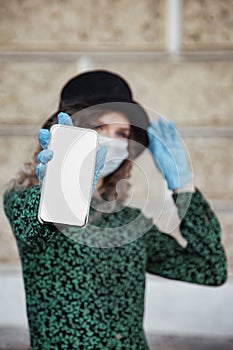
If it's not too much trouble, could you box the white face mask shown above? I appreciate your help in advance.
[97,134,129,178]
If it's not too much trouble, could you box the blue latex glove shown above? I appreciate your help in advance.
[36,112,108,197]
[146,117,193,190]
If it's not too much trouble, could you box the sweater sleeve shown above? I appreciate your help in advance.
[145,188,228,286]
[3,184,58,249]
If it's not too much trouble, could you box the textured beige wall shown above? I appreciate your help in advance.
[2,0,232,51]
[0,0,165,51]
[0,137,36,190]
[183,0,233,49]
[0,62,77,124]
[1,0,233,275]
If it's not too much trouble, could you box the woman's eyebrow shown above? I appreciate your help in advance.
[119,128,130,133]
[89,120,105,127]
[95,121,130,130]
[112,124,130,131]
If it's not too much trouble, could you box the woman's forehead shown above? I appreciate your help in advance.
[98,111,130,127]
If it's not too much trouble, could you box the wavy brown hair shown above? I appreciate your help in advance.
[4,102,138,216]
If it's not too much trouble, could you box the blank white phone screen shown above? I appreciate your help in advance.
[38,124,98,227]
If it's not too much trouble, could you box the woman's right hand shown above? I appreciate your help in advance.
[36,112,108,196]
[146,117,193,191]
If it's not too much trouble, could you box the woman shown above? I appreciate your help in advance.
[3,70,228,350]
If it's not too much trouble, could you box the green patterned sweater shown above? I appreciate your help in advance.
[3,185,228,350]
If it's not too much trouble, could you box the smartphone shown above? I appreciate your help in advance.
[38,124,98,228]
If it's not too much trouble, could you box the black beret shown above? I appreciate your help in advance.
[59,70,150,157]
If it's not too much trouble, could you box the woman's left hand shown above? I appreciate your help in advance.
[146,117,194,191]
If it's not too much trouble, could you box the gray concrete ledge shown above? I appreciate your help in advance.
[1,125,233,138]
[0,328,233,350]
[1,50,233,63]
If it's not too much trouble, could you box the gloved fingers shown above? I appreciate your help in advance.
[147,125,164,149]
[148,120,177,153]
[36,163,46,183]
[95,144,108,170]
[37,149,54,164]
[147,120,161,138]
[147,123,176,161]
[147,127,158,148]
[150,119,159,131]
[168,120,176,128]
[57,112,74,126]
[147,118,193,190]
[147,119,166,146]
[159,117,185,148]
[168,120,181,143]
[158,117,172,142]
[147,128,168,168]
[38,129,51,149]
